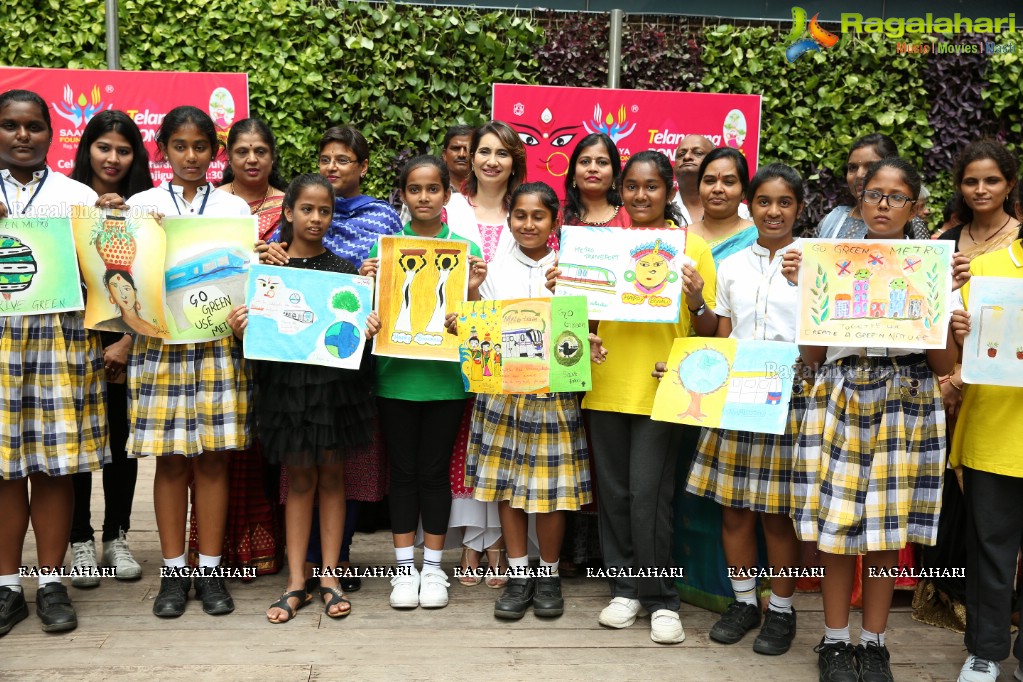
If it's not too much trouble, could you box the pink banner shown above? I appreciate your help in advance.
[492,84,761,198]
[0,67,249,184]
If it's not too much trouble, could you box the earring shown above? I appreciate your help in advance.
[611,181,616,190]
[572,179,576,188]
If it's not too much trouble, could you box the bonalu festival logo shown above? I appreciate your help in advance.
[785,7,840,62]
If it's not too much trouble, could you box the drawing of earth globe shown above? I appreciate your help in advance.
[677,348,730,395]
[324,321,361,359]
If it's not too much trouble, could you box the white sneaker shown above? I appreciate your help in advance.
[958,655,1000,682]
[650,609,686,644]
[70,540,100,588]
[418,566,450,609]
[598,597,648,628]
[389,566,420,609]
[102,531,142,580]
[1013,662,1022,681]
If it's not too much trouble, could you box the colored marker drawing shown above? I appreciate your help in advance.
[244,264,372,370]
[796,239,953,349]
[456,296,590,394]
[374,235,469,362]
[556,225,686,323]
[651,337,800,435]
[961,276,1023,387]
[0,218,84,317]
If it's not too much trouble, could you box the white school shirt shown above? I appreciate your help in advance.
[671,193,751,227]
[479,246,558,300]
[129,181,250,217]
[0,167,97,217]
[715,239,801,342]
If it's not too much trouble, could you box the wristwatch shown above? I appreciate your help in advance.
[688,302,708,316]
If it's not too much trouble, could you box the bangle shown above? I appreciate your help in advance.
[939,375,950,385]
[949,379,963,391]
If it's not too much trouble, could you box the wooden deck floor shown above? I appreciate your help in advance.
[4,458,1013,681]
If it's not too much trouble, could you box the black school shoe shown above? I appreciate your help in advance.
[494,578,535,620]
[0,588,29,636]
[815,638,858,682]
[709,601,761,644]
[533,576,564,618]
[193,575,235,615]
[753,608,797,655]
[153,575,192,618]
[856,642,894,682]
[35,583,78,632]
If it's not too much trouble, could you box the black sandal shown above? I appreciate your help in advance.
[266,588,311,624]
[319,586,351,619]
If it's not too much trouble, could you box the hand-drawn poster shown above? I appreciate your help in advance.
[162,216,255,343]
[556,225,687,323]
[0,217,84,317]
[651,338,800,435]
[73,211,255,342]
[73,209,169,336]
[961,276,1023,387]
[456,296,591,394]
[374,235,469,361]
[796,239,953,349]
[243,264,373,370]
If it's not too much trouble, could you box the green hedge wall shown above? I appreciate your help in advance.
[2,1,1021,229]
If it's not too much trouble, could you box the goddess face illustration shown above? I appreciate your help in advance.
[624,239,678,295]
[511,106,583,178]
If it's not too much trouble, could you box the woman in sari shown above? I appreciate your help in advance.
[187,118,289,579]
[673,146,757,613]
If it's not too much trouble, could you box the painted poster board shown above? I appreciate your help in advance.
[0,217,84,317]
[961,276,1023,387]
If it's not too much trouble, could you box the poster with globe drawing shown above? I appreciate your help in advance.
[456,296,591,394]
[0,217,84,317]
[243,264,373,370]
[651,337,800,435]
[556,225,686,323]
[960,276,1023,388]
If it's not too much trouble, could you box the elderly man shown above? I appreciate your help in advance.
[671,134,750,226]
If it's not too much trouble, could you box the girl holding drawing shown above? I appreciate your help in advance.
[657,163,806,654]
[125,105,252,619]
[226,173,379,622]
[0,88,107,636]
[67,110,154,589]
[359,155,486,609]
[781,158,958,682]
[453,181,592,620]
[550,150,718,644]
[947,224,1023,682]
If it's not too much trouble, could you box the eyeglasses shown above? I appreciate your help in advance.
[861,189,915,208]
[319,157,357,166]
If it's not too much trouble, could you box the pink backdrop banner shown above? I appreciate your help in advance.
[0,67,249,184]
[492,83,762,198]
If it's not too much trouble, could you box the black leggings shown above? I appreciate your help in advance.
[378,397,464,536]
[71,382,138,544]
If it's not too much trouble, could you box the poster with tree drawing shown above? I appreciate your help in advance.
[456,296,590,394]
[373,235,468,361]
[651,337,800,435]
[961,276,1023,387]
[555,225,687,323]
[0,217,84,317]
[243,264,372,370]
[796,239,953,349]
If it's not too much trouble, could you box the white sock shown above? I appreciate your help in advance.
[860,628,885,647]
[768,591,794,613]
[163,553,187,569]
[395,545,415,568]
[824,625,851,645]
[508,555,529,577]
[38,572,61,587]
[423,547,444,570]
[539,558,559,577]
[197,553,221,569]
[0,574,22,592]
[731,577,757,606]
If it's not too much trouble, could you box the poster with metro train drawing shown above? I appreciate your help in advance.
[373,235,469,362]
[651,338,800,435]
[0,217,84,317]
[796,239,953,349]
[456,296,591,394]
[243,264,373,370]
[961,276,1023,387]
[555,225,687,323]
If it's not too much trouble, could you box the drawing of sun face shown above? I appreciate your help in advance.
[635,253,670,290]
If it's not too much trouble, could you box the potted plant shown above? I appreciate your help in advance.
[987,341,999,358]
[1016,346,1023,360]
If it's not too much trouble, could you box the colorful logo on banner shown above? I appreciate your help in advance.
[785,7,840,62]
[493,84,762,199]
[0,67,248,184]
